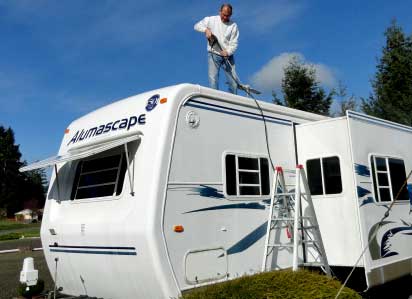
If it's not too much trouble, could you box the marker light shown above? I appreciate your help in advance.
[160,98,167,104]
[173,225,184,233]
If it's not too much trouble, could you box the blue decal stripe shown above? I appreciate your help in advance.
[407,184,412,207]
[50,249,137,255]
[192,185,225,199]
[354,164,370,177]
[49,245,135,250]
[185,100,292,126]
[187,99,292,124]
[184,202,266,214]
[360,197,374,207]
[357,186,371,198]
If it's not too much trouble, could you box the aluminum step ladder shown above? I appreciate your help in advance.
[261,165,331,276]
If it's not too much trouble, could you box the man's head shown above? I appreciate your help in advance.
[220,4,232,23]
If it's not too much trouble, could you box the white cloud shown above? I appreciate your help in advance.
[250,52,337,92]
[312,63,337,88]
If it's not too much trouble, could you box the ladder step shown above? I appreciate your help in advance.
[273,192,295,196]
[301,240,317,244]
[272,217,294,221]
[273,192,309,197]
[271,216,313,221]
[267,244,294,248]
[300,262,324,267]
[298,225,318,230]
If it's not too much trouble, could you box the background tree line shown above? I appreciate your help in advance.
[274,20,412,124]
[0,126,46,217]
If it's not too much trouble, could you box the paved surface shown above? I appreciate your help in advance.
[0,249,53,299]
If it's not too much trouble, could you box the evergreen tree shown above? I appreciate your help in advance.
[0,126,46,216]
[362,20,412,125]
[335,82,357,116]
[271,90,283,105]
[280,56,333,116]
[0,127,23,215]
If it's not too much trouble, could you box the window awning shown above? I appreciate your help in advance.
[20,134,141,172]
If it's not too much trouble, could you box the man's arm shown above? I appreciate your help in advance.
[225,24,239,56]
[194,16,212,39]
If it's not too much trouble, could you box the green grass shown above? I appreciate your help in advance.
[0,220,41,242]
[0,220,41,233]
[0,220,34,231]
[0,230,40,241]
[182,269,362,299]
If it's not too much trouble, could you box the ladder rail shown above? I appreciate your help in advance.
[300,167,331,276]
[292,167,301,271]
[261,169,280,271]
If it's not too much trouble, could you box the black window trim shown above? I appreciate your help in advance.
[306,155,343,197]
[223,151,271,200]
[369,153,409,204]
[70,146,132,202]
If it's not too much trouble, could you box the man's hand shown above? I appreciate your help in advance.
[220,50,229,57]
[205,28,212,39]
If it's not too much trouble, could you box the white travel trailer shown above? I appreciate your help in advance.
[21,84,412,298]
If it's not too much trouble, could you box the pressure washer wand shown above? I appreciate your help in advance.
[208,34,261,96]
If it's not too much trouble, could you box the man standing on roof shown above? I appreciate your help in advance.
[194,4,239,94]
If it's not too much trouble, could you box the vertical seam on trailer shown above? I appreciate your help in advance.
[346,111,369,285]
[160,90,202,296]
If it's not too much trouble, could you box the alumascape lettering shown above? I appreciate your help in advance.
[67,114,146,146]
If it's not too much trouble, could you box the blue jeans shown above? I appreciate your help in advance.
[208,52,238,94]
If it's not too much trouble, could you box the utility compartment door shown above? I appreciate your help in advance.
[184,247,228,284]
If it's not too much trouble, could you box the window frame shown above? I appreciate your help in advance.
[306,155,343,197]
[369,153,409,204]
[69,145,132,203]
[223,152,271,200]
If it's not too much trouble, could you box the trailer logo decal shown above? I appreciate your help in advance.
[67,114,146,146]
[146,94,159,112]
[380,223,412,258]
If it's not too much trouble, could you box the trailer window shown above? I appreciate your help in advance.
[71,152,127,200]
[225,154,270,197]
[306,156,342,196]
[370,156,409,202]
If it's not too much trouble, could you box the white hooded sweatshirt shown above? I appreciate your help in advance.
[194,15,239,56]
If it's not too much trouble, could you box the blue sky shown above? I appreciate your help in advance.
[1,0,412,165]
